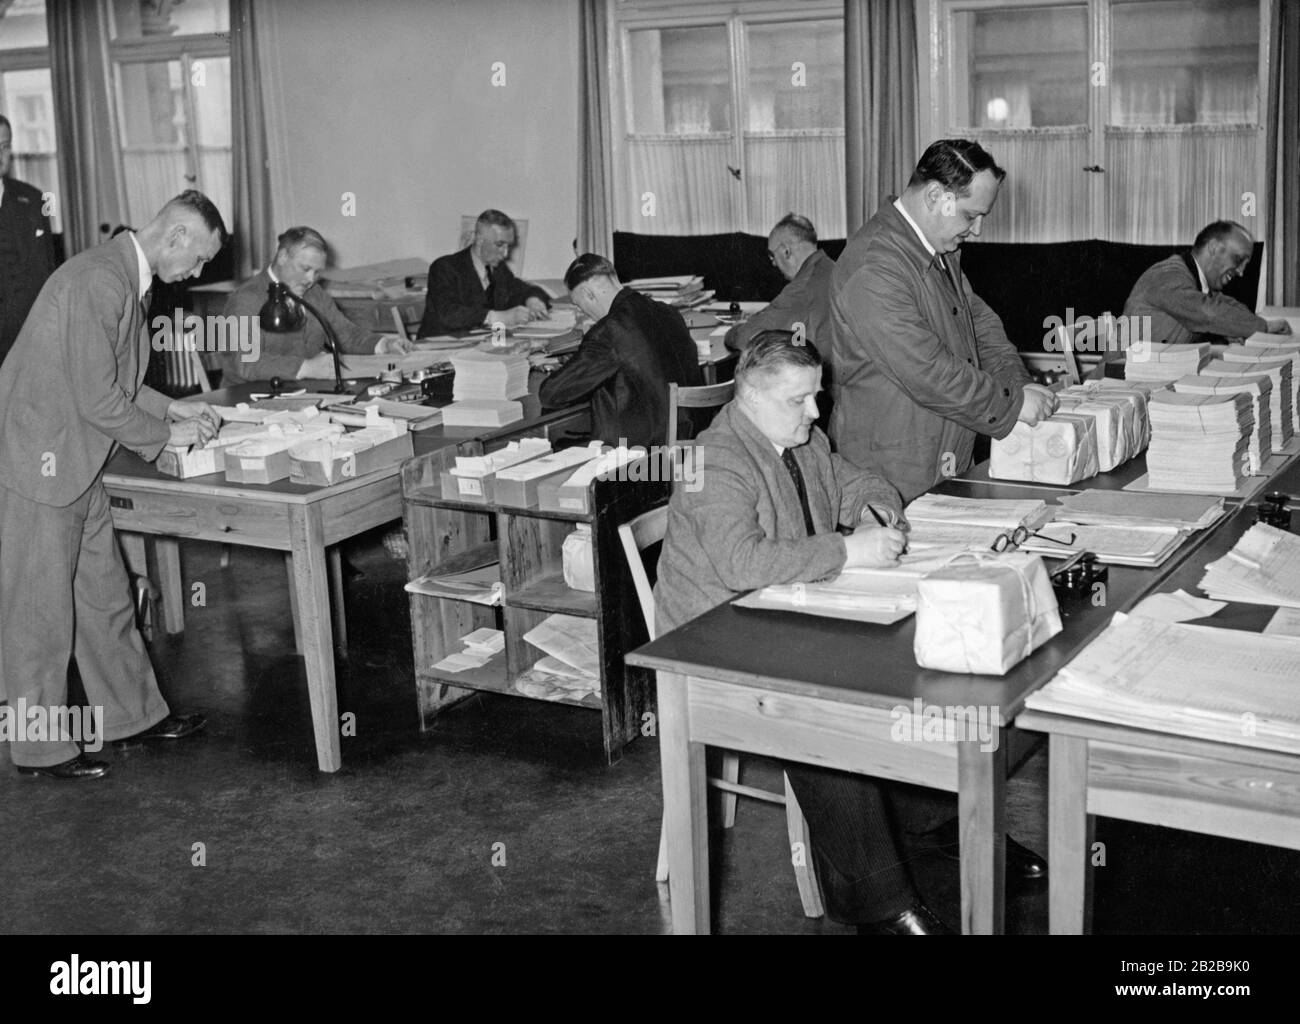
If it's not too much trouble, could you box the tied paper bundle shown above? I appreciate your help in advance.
[1172,373,1272,474]
[989,413,1099,484]
[561,525,595,592]
[1124,341,1210,384]
[1224,346,1300,435]
[1145,391,1252,494]
[1062,380,1151,453]
[1203,356,1294,450]
[913,552,1063,675]
[1053,394,1134,472]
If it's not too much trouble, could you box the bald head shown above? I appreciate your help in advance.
[1193,220,1254,293]
[767,214,819,282]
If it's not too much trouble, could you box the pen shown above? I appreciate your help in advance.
[866,504,888,527]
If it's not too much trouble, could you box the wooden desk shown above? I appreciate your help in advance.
[1016,506,1300,933]
[104,380,585,772]
[626,480,1226,934]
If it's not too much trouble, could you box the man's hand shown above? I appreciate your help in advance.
[524,296,549,320]
[488,306,532,328]
[167,399,219,433]
[374,334,413,355]
[843,526,907,568]
[297,352,340,379]
[1017,383,1058,426]
[1266,319,1294,335]
[167,417,216,448]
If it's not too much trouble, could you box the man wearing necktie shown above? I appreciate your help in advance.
[0,191,226,780]
[829,139,1057,503]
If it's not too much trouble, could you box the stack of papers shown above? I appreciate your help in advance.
[735,567,923,624]
[1172,373,1272,473]
[511,307,578,339]
[1124,342,1210,384]
[1201,356,1294,451]
[626,276,712,309]
[1016,521,1186,567]
[440,399,523,428]
[902,494,1053,552]
[518,614,600,703]
[1243,336,1300,432]
[404,563,503,605]
[450,349,531,401]
[1198,523,1300,608]
[1145,391,1252,494]
[430,628,506,674]
[1024,612,1300,754]
[1054,489,1225,531]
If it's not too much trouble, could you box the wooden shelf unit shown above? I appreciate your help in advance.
[401,445,669,762]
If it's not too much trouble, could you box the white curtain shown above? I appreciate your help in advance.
[743,132,844,237]
[963,128,1090,242]
[625,135,739,234]
[1111,72,1176,126]
[1195,68,1257,124]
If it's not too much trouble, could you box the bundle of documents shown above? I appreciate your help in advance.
[902,494,1053,552]
[1201,356,1293,451]
[1054,489,1225,531]
[449,348,530,402]
[1243,337,1300,428]
[511,307,578,339]
[989,413,1099,483]
[736,567,924,624]
[1067,380,1153,450]
[1123,341,1210,383]
[1145,391,1252,494]
[430,628,506,675]
[1172,373,1272,474]
[1024,612,1300,754]
[1197,523,1300,608]
[450,439,551,478]
[1016,521,1186,567]
[404,563,503,605]
[1057,385,1147,468]
[518,614,600,703]
[626,275,712,308]
[440,399,523,428]
[1222,347,1300,436]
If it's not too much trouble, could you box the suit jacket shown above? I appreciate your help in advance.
[829,200,1030,503]
[219,269,376,385]
[654,401,903,633]
[724,249,836,353]
[0,176,58,366]
[1122,251,1266,345]
[0,232,171,507]
[538,287,703,448]
[418,246,550,336]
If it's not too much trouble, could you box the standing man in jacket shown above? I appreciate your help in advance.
[0,113,58,366]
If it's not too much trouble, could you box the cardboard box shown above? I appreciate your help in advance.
[225,449,293,485]
[289,432,414,487]
[156,444,226,479]
[537,479,595,515]
[493,446,603,508]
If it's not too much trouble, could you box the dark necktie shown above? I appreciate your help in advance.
[939,253,965,303]
[781,448,816,537]
[483,266,494,304]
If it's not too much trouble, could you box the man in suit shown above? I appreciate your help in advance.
[724,214,835,354]
[219,226,410,386]
[1122,220,1292,345]
[654,331,952,934]
[0,190,226,780]
[0,113,58,366]
[538,253,702,448]
[829,139,1056,503]
[418,208,551,336]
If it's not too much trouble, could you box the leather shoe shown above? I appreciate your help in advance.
[920,818,1047,880]
[113,713,207,747]
[858,904,952,935]
[17,754,110,781]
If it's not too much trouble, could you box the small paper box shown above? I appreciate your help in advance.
[914,553,1062,675]
[989,413,1099,484]
[288,432,414,487]
[537,478,594,514]
[493,445,603,508]
[225,449,292,485]
[156,444,225,479]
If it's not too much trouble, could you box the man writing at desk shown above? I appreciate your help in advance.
[418,208,551,335]
[724,214,835,354]
[1123,220,1292,345]
[220,226,410,386]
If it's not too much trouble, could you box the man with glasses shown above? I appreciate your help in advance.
[418,208,551,336]
[1122,220,1292,345]
[724,213,835,355]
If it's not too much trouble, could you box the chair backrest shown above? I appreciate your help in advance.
[618,505,668,640]
[667,380,734,447]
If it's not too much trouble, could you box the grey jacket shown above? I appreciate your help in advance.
[724,249,836,353]
[1122,252,1266,345]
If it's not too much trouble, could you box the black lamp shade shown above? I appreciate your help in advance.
[258,282,305,332]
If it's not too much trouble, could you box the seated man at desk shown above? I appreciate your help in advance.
[418,208,551,335]
[220,226,410,386]
[724,213,835,354]
[653,331,949,933]
[538,253,702,448]
[1122,220,1293,345]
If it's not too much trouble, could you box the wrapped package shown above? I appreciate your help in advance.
[914,553,1063,675]
[1053,394,1131,471]
[989,413,1099,484]
[561,525,595,592]
[1064,381,1151,452]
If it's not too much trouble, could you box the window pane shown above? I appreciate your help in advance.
[118,59,189,225]
[111,0,229,40]
[953,4,1089,128]
[1111,0,1259,125]
[627,26,731,134]
[0,0,47,50]
[1,67,60,231]
[745,20,843,131]
[193,55,231,226]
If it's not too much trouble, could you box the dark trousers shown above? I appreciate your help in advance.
[783,763,916,924]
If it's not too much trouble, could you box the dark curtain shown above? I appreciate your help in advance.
[230,0,274,279]
[1267,0,1299,305]
[576,0,612,260]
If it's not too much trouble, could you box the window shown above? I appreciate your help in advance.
[0,0,60,231]
[613,1,845,237]
[109,0,231,228]
[925,0,1268,244]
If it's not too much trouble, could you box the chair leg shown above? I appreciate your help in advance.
[655,809,670,883]
[719,751,740,828]
[783,772,825,919]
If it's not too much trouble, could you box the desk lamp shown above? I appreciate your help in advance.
[258,281,347,394]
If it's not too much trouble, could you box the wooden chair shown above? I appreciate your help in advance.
[666,380,734,448]
[618,505,825,918]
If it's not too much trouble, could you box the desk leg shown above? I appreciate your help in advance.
[119,532,147,576]
[658,671,709,934]
[958,736,1006,935]
[288,504,342,773]
[327,547,347,653]
[153,537,184,634]
[284,553,304,654]
[1048,734,1092,934]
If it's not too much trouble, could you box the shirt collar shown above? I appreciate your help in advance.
[893,197,937,258]
[1191,254,1210,294]
[128,231,152,300]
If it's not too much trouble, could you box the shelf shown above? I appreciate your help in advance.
[507,572,599,617]
[417,650,508,691]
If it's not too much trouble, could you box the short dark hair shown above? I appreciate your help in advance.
[1194,220,1252,251]
[476,209,516,234]
[564,253,618,293]
[0,114,10,133]
[276,225,328,259]
[163,189,229,246]
[772,213,817,246]
[907,139,1006,196]
[735,330,822,394]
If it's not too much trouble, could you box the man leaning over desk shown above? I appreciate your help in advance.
[220,226,411,386]
[418,208,551,336]
[1122,220,1292,345]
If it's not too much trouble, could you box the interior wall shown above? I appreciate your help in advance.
[257,0,581,280]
